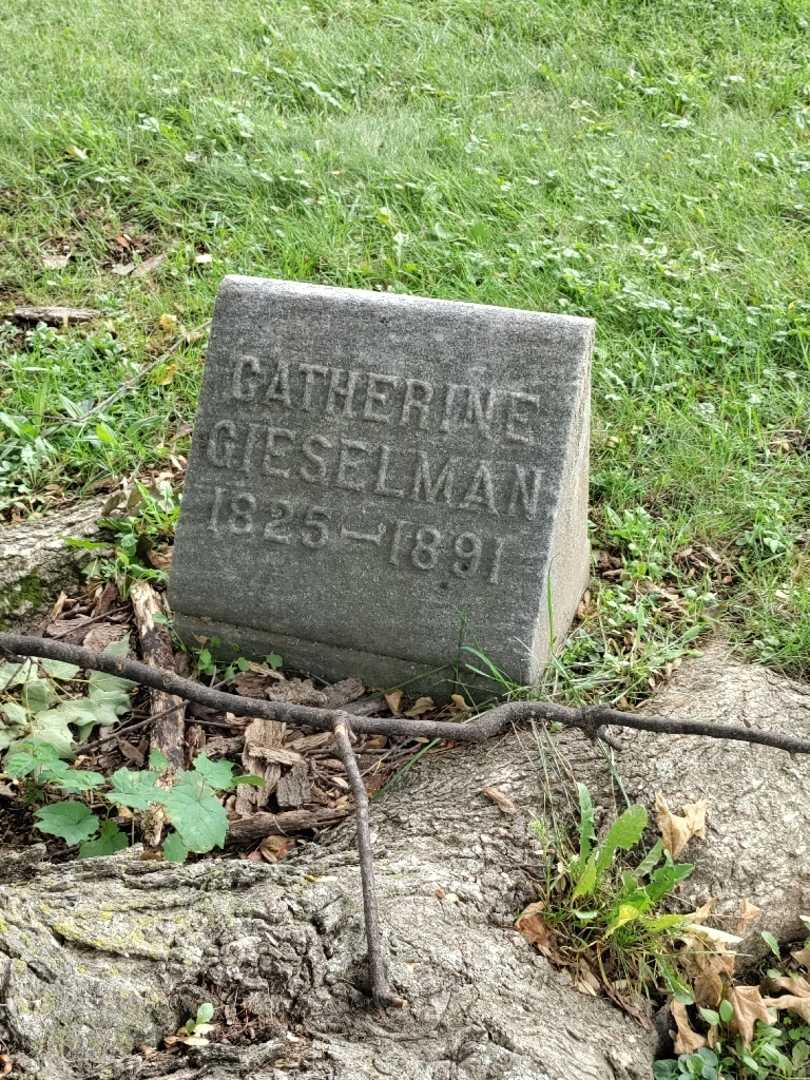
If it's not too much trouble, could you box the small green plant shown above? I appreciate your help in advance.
[191,641,283,684]
[67,479,180,591]
[5,744,262,861]
[657,917,810,1079]
[0,640,133,753]
[656,1010,810,1080]
[519,783,694,1003]
[176,1001,216,1045]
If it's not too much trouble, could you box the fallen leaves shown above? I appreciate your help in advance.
[404,696,434,718]
[384,690,403,714]
[727,984,771,1044]
[764,973,810,1021]
[672,999,707,1054]
[678,919,740,1007]
[516,901,554,956]
[42,253,71,270]
[254,835,296,863]
[735,898,763,934]
[481,785,519,816]
[655,793,708,857]
[132,252,167,278]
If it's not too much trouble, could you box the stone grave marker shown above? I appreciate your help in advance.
[169,276,593,694]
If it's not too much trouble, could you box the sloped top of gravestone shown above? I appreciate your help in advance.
[220,273,594,327]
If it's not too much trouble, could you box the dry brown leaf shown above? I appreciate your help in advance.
[791,945,810,968]
[763,991,810,1022]
[132,252,167,277]
[154,363,177,386]
[364,772,386,797]
[771,974,810,995]
[765,973,810,1021]
[258,835,296,863]
[117,737,145,767]
[694,970,724,1008]
[405,695,434,717]
[481,786,519,816]
[384,690,403,714]
[175,1034,210,1047]
[110,263,135,277]
[678,923,738,999]
[655,793,709,857]
[763,994,810,1021]
[449,693,469,713]
[728,985,770,1045]
[735,898,763,934]
[671,1001,707,1054]
[574,963,601,996]
[690,900,715,922]
[146,546,173,569]
[516,901,554,957]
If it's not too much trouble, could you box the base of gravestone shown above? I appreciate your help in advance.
[175,528,589,699]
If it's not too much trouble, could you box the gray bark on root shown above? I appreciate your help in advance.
[0,500,105,627]
[0,737,654,1080]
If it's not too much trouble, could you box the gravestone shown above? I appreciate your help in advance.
[169,276,593,695]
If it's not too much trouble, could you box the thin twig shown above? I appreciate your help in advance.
[47,605,130,640]
[332,717,404,1009]
[2,633,809,755]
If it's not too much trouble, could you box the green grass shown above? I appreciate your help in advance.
[0,0,808,695]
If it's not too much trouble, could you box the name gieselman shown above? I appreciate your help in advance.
[203,356,549,520]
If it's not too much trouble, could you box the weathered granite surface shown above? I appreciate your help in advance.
[169,277,593,693]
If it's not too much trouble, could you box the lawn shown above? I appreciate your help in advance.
[0,0,808,699]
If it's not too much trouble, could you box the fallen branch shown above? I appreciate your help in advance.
[227,806,346,845]
[52,320,210,428]
[2,633,809,755]
[333,718,405,1008]
[11,305,100,326]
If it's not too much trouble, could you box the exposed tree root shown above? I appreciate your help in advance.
[3,630,810,1009]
